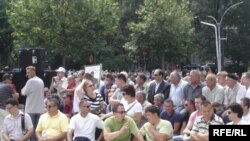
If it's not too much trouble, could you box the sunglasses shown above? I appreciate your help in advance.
[116,111,126,114]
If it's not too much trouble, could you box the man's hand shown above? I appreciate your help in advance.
[120,123,129,132]
[148,124,156,132]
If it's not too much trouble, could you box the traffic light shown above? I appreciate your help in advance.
[194,16,201,29]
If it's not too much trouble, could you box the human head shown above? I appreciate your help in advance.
[145,105,160,124]
[2,73,13,84]
[55,67,66,78]
[46,97,59,116]
[194,95,206,111]
[153,93,164,107]
[240,97,250,112]
[26,66,36,78]
[82,79,94,94]
[200,101,214,122]
[169,71,181,85]
[115,73,127,88]
[83,73,94,81]
[122,84,136,98]
[67,75,75,85]
[112,103,126,122]
[5,98,19,114]
[184,99,195,113]
[189,70,201,85]
[163,99,174,114]
[105,73,114,85]
[77,70,85,81]
[205,73,217,89]
[136,91,147,104]
[136,73,146,86]
[79,99,90,114]
[241,72,250,88]
[217,71,228,86]
[226,73,238,88]
[227,103,243,121]
[153,69,164,83]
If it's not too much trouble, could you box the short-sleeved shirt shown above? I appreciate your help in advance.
[192,114,223,134]
[69,113,103,141]
[183,82,204,100]
[104,116,139,141]
[140,119,173,141]
[202,84,224,104]
[160,111,183,127]
[36,111,69,139]
[2,111,33,140]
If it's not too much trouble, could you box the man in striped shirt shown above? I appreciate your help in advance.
[190,101,224,141]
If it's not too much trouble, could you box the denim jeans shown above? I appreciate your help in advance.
[28,113,41,141]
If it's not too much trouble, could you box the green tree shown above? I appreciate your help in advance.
[0,0,13,68]
[125,0,194,70]
[6,0,120,68]
[190,0,250,73]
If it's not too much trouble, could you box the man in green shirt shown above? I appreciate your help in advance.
[140,105,173,141]
[103,103,144,141]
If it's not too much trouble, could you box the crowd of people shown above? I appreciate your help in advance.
[0,66,250,141]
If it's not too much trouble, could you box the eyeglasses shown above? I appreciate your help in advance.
[46,105,55,109]
[116,111,126,114]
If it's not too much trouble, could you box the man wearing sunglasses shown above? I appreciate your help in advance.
[67,99,104,141]
[103,103,144,141]
[36,98,68,141]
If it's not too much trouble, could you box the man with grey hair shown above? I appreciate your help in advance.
[169,71,187,112]
[202,73,224,115]
[241,72,250,99]
[153,93,165,113]
[225,73,246,106]
[183,70,204,101]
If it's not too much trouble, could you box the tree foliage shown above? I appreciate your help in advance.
[0,0,13,67]
[124,0,194,70]
[6,0,120,68]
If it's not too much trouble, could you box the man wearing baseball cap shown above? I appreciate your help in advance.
[49,67,68,98]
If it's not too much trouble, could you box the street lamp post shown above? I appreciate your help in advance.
[199,21,220,71]
[208,1,244,70]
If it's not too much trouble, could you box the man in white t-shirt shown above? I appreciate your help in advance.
[67,99,104,141]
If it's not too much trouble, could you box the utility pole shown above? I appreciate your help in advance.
[208,1,243,70]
